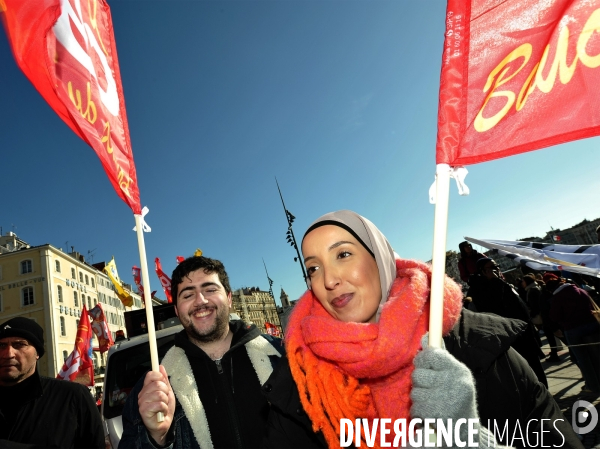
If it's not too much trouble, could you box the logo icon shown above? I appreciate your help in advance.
[572,400,598,434]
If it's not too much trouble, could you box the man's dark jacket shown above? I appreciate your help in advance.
[0,370,104,449]
[261,310,583,449]
[120,321,283,449]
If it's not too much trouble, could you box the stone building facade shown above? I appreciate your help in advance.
[0,232,143,379]
[231,286,283,336]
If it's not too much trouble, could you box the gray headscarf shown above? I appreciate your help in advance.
[301,210,396,322]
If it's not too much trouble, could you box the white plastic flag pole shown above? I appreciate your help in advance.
[429,163,451,349]
[134,213,164,423]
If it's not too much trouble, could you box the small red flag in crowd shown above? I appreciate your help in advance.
[155,258,173,303]
[88,304,114,353]
[265,322,280,337]
[57,305,95,386]
[132,266,157,304]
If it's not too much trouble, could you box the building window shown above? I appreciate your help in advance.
[71,268,76,279]
[91,278,95,288]
[57,285,63,303]
[22,287,34,306]
[63,350,68,362]
[73,292,79,308]
[85,275,89,285]
[55,260,61,272]
[87,296,92,309]
[79,272,83,283]
[60,316,66,336]
[21,260,32,274]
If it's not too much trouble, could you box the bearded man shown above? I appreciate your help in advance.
[120,256,283,449]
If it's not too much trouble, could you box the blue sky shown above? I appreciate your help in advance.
[1,0,598,304]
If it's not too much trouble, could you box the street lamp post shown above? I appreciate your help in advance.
[276,178,307,285]
[262,258,283,337]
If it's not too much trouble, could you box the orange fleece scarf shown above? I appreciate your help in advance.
[285,259,463,449]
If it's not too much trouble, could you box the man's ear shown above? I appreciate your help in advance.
[174,304,179,318]
[227,292,232,308]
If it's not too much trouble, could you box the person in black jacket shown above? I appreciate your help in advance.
[523,274,561,362]
[0,317,104,449]
[457,241,484,284]
[467,258,548,387]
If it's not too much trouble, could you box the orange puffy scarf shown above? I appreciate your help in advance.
[285,259,464,449]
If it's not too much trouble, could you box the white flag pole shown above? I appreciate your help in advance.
[429,163,451,349]
[134,213,164,422]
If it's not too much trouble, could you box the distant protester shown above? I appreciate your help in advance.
[523,274,560,362]
[467,258,548,387]
[457,241,484,284]
[549,279,600,394]
[261,210,581,449]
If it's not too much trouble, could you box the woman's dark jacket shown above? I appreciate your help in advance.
[261,310,583,449]
[0,370,104,449]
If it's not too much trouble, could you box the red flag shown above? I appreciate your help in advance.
[132,266,157,304]
[1,0,141,213]
[155,257,173,303]
[176,256,185,264]
[88,304,114,353]
[264,322,280,337]
[436,0,600,166]
[57,305,95,385]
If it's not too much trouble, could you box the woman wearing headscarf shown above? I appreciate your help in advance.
[262,210,582,449]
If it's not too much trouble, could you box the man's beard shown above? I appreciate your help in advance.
[185,305,229,344]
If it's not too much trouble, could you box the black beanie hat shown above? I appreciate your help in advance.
[0,317,45,357]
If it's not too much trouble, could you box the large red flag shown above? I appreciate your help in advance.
[155,257,173,303]
[1,0,141,213]
[57,305,95,385]
[436,0,600,166]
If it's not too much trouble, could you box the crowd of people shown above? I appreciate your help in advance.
[458,230,600,398]
[1,216,598,448]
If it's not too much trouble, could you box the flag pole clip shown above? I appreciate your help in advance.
[133,206,151,232]
[429,166,470,204]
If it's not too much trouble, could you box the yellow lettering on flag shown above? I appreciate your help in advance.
[103,257,134,307]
